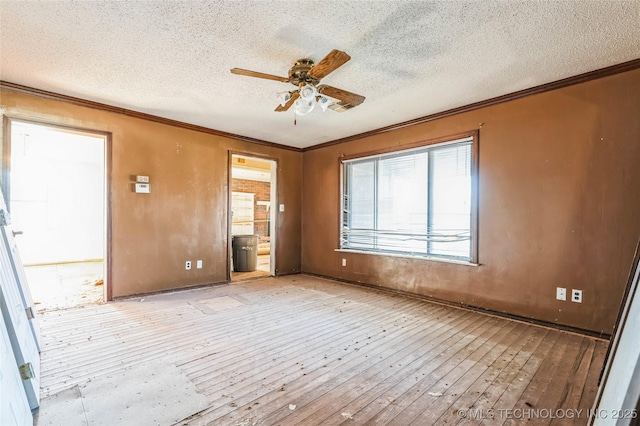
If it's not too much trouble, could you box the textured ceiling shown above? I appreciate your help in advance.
[1,1,639,149]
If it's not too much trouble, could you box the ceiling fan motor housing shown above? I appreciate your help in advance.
[289,59,320,86]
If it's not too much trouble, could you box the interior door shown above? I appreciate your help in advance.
[0,310,33,425]
[0,193,41,351]
[0,235,41,410]
[0,191,40,410]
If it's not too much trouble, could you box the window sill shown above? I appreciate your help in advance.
[334,248,480,267]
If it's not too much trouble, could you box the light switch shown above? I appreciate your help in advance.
[279,204,285,212]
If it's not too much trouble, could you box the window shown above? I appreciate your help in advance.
[341,133,477,262]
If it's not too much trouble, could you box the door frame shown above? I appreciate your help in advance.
[227,151,278,281]
[1,116,113,301]
[590,239,640,425]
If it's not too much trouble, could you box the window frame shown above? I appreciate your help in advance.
[339,130,479,264]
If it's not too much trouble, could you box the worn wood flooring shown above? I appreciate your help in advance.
[37,275,607,425]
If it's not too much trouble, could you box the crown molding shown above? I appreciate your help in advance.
[0,81,302,153]
[303,57,640,152]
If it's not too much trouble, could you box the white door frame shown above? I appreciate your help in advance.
[228,152,277,279]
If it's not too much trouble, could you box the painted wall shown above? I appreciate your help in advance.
[301,69,640,334]
[0,90,302,298]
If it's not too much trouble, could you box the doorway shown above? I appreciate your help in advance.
[3,119,108,311]
[230,154,276,281]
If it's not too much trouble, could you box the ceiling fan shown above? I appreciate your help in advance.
[230,49,365,116]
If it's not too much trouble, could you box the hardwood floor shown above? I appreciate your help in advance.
[37,275,607,425]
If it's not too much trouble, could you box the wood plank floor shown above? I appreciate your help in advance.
[36,275,607,425]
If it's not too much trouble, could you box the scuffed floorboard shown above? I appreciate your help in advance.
[36,275,607,426]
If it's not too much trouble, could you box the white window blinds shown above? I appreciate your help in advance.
[341,136,474,261]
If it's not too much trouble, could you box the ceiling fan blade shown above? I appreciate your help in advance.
[230,68,289,83]
[328,102,356,113]
[275,91,300,112]
[318,84,365,107]
[308,50,351,80]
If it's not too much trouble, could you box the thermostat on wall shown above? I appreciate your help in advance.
[136,175,150,183]
[135,183,151,193]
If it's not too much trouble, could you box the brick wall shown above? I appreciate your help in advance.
[232,178,271,238]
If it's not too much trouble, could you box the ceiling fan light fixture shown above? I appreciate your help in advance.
[277,91,292,107]
[294,98,315,116]
[299,84,317,101]
[317,96,331,112]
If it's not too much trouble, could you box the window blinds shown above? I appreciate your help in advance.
[341,137,473,260]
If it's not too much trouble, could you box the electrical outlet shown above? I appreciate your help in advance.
[572,289,582,303]
[197,260,202,269]
[185,261,191,270]
[342,258,347,267]
[556,287,566,301]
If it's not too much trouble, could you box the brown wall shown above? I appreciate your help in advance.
[0,89,302,298]
[301,69,640,334]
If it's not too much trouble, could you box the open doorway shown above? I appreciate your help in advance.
[230,154,276,281]
[3,119,108,311]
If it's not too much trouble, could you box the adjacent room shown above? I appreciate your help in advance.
[231,154,276,281]
[8,121,106,311]
[1,1,639,425]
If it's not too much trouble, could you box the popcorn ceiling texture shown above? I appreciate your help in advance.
[1,1,639,148]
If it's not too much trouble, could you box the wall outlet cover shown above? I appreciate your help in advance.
[571,289,582,303]
[185,261,191,270]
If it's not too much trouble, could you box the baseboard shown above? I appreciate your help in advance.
[113,280,229,301]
